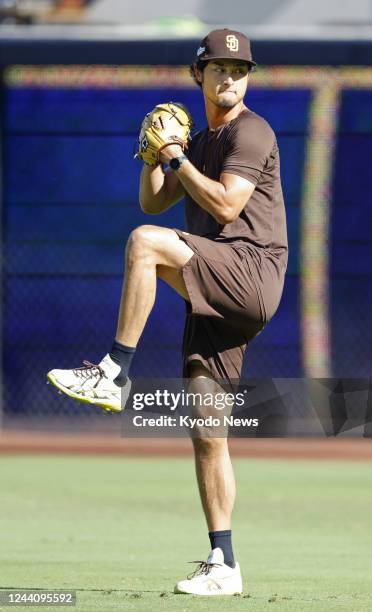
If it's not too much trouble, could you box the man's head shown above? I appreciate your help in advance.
[190,29,256,108]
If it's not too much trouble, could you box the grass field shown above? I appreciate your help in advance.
[1,454,372,611]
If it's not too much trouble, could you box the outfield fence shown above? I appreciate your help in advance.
[1,59,371,425]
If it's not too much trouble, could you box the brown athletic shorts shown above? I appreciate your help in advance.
[173,230,266,382]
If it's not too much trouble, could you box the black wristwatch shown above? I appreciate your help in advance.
[169,154,188,171]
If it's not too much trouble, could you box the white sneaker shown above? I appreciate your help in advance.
[174,548,243,596]
[47,354,131,413]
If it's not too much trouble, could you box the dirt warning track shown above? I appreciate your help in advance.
[0,431,372,461]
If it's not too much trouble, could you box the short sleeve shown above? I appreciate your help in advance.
[221,114,275,185]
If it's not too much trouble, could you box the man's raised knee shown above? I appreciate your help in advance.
[126,225,159,264]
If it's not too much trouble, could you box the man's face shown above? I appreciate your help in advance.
[199,59,250,109]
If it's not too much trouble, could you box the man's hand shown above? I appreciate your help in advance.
[159,144,184,164]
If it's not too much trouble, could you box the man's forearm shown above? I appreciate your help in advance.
[175,160,231,225]
[139,164,167,214]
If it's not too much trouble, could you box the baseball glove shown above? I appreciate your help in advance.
[135,102,193,166]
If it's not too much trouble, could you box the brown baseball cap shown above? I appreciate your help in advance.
[195,28,257,67]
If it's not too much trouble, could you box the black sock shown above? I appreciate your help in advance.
[109,340,136,386]
[208,530,235,568]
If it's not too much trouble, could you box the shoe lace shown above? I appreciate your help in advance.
[187,561,222,580]
[72,361,107,387]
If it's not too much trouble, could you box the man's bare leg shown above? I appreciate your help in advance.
[47,225,194,407]
[189,365,236,532]
[193,435,236,532]
[116,225,193,346]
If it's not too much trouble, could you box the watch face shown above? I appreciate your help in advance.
[170,158,181,170]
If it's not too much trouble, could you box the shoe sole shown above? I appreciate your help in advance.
[47,372,131,413]
[174,586,242,596]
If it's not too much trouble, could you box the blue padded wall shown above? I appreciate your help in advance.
[331,90,372,376]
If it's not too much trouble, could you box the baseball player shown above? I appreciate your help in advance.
[48,28,288,596]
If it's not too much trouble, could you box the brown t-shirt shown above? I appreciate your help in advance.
[185,108,288,260]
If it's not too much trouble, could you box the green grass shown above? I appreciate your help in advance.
[1,455,372,611]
